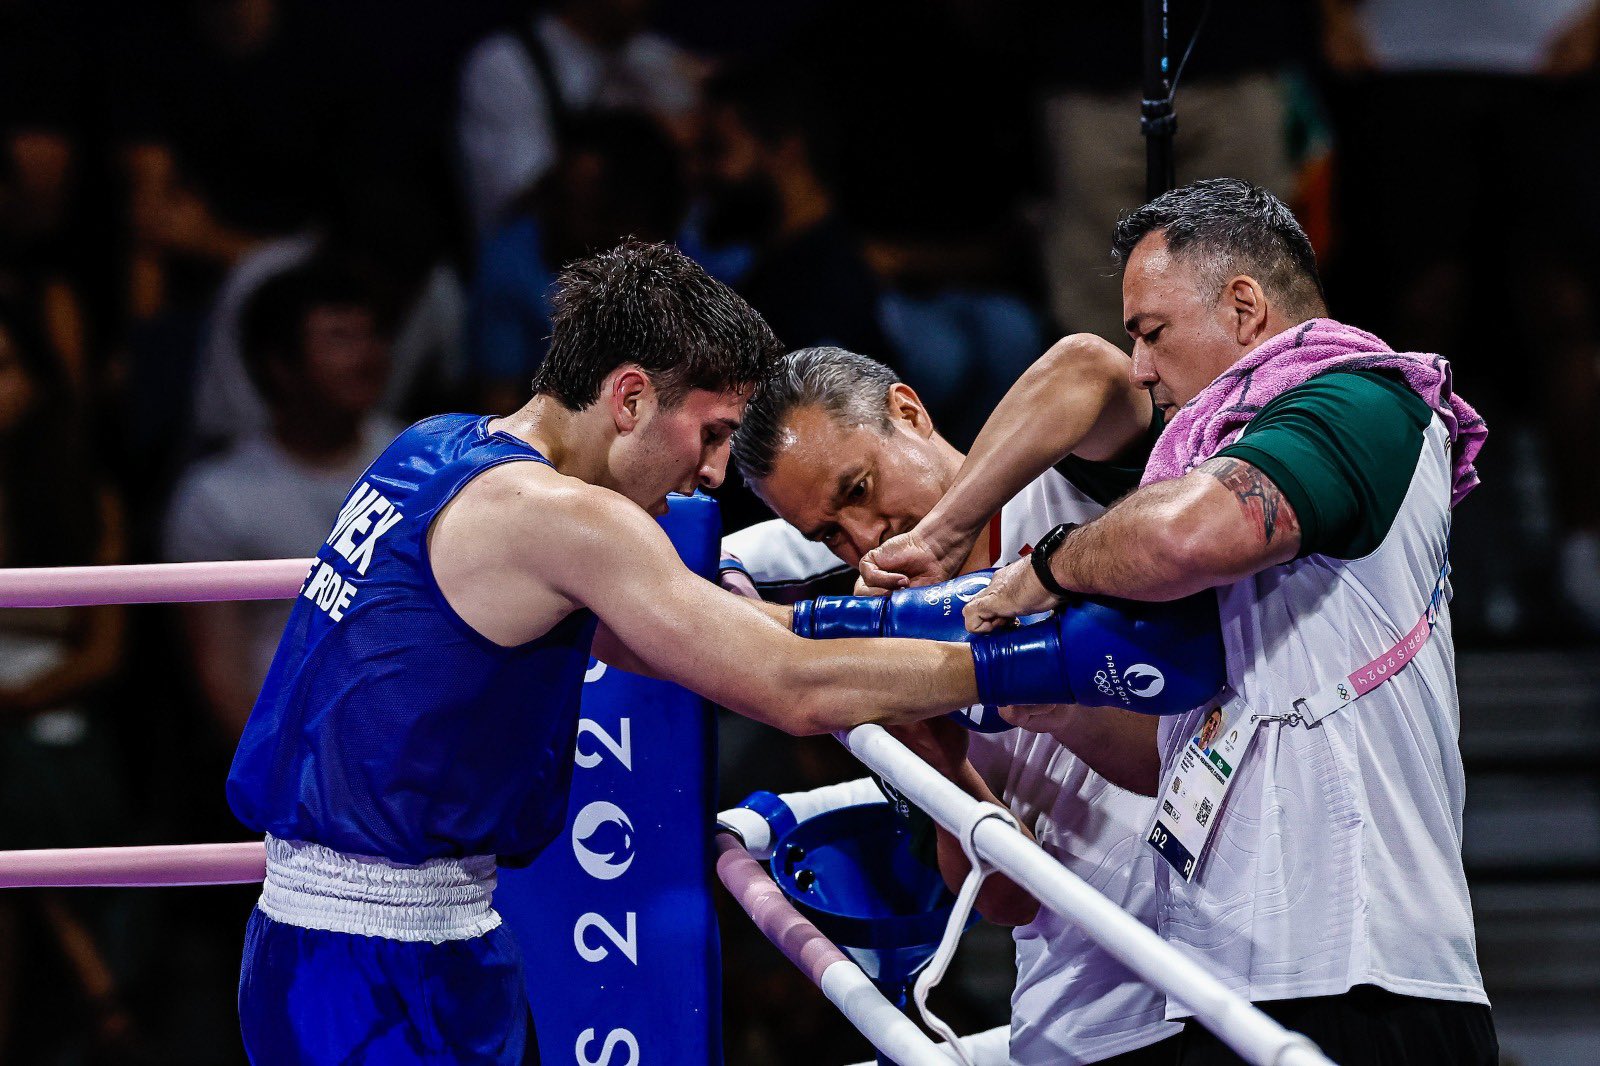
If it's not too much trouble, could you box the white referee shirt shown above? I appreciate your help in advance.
[723,467,1181,1064]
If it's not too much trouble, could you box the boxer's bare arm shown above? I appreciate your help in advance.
[861,335,1150,589]
[430,461,978,735]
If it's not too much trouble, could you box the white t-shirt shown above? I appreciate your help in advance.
[1153,416,1487,1017]
[190,234,466,447]
[722,466,1181,1064]
[164,418,401,687]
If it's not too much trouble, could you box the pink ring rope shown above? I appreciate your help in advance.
[0,842,266,888]
[3,564,833,995]
[0,561,304,889]
[714,832,848,986]
[0,558,312,608]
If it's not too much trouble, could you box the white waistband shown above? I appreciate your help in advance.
[259,835,502,944]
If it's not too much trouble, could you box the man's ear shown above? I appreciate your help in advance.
[1227,275,1271,346]
[885,382,935,439]
[607,366,652,432]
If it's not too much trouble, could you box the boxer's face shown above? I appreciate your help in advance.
[615,378,751,517]
[1123,232,1246,412]
[755,386,955,568]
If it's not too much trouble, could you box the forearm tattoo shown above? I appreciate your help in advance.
[1199,457,1296,544]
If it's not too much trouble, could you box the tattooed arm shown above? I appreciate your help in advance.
[963,455,1301,625]
[964,456,1301,625]
[960,454,1299,624]
[1039,456,1303,602]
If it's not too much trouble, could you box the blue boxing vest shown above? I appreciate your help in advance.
[227,413,598,867]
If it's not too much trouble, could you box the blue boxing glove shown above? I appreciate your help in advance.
[791,569,996,641]
[791,570,1015,732]
[970,592,1225,715]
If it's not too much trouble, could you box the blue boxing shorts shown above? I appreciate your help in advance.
[238,837,530,1065]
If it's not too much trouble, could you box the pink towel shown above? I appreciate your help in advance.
[1140,318,1486,507]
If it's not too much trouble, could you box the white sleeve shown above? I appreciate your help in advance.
[457,35,558,234]
[720,519,854,604]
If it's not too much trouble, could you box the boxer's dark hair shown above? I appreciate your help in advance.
[733,346,900,483]
[534,240,783,409]
[1112,178,1326,319]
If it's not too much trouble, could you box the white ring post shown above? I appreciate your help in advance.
[838,725,1336,1066]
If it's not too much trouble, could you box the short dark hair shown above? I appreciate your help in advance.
[732,346,900,484]
[240,261,374,407]
[532,240,783,409]
[1111,178,1326,319]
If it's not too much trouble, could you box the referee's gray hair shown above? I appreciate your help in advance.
[732,346,900,484]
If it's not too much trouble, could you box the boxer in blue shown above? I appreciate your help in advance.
[225,240,1217,1064]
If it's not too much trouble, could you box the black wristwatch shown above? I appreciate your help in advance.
[1029,522,1077,600]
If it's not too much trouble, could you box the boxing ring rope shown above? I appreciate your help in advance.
[836,725,1333,1066]
[714,833,960,1065]
[0,558,312,607]
[0,559,1334,1066]
[0,842,265,889]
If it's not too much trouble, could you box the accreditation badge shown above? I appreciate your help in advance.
[1147,699,1254,882]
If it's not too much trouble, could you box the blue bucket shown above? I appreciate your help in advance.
[770,803,967,991]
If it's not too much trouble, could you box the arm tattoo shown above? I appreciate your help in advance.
[1199,457,1294,544]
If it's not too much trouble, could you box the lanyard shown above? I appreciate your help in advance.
[1262,561,1452,728]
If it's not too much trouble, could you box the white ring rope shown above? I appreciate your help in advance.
[835,724,1336,1066]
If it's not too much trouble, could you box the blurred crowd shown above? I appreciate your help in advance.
[0,0,1597,1061]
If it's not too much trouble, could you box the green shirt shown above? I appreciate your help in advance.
[1215,369,1433,560]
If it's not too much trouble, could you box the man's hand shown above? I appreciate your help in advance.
[859,525,975,592]
[997,703,1073,733]
[963,556,1058,633]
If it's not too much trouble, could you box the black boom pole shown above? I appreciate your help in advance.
[1141,0,1176,200]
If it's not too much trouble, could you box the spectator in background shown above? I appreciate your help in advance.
[789,0,1046,446]
[0,301,136,1059]
[185,151,465,455]
[166,264,399,738]
[1034,0,1309,345]
[457,0,701,235]
[113,0,321,325]
[1322,0,1600,633]
[694,61,892,533]
[0,0,93,394]
[699,62,889,361]
[469,109,687,414]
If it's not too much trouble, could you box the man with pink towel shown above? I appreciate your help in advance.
[956,178,1497,1064]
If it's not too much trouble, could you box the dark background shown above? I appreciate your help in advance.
[0,0,1596,1062]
